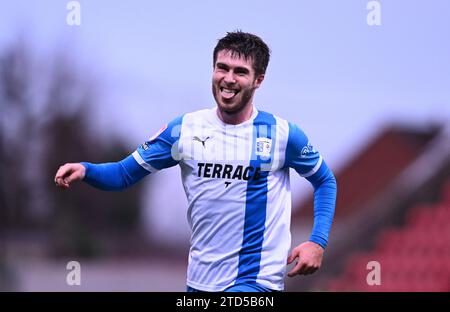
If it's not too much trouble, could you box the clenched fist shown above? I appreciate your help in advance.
[54,163,86,190]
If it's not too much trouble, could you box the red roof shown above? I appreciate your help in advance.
[293,125,440,219]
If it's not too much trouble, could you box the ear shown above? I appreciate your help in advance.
[254,74,265,89]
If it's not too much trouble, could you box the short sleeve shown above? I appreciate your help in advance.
[132,115,184,172]
[284,122,323,177]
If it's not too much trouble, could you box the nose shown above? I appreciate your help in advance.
[223,71,236,84]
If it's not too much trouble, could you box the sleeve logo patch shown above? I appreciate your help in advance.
[141,124,168,150]
[149,124,168,142]
[301,141,316,157]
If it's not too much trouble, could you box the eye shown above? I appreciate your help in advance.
[216,64,229,72]
[234,69,249,76]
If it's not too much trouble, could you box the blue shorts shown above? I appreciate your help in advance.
[187,282,278,292]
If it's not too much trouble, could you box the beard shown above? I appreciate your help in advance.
[212,83,255,115]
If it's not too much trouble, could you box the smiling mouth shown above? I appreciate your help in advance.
[220,87,240,100]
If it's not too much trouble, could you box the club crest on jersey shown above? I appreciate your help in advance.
[255,137,272,157]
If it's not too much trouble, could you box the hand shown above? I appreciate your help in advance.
[54,163,86,190]
[287,241,324,277]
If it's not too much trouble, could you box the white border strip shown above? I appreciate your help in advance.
[300,155,323,178]
[132,151,158,173]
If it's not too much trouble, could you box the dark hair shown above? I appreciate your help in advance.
[213,30,271,78]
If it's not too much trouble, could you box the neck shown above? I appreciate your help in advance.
[217,103,254,125]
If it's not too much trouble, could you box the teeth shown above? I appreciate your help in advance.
[222,88,237,94]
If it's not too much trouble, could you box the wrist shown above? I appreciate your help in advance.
[80,162,89,180]
[308,237,326,250]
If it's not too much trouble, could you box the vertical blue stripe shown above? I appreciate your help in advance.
[235,111,276,284]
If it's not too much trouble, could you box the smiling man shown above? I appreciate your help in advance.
[212,45,266,124]
[54,31,337,292]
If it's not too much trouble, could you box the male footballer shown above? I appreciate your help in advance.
[55,31,337,292]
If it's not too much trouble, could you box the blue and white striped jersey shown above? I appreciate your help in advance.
[129,106,335,291]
